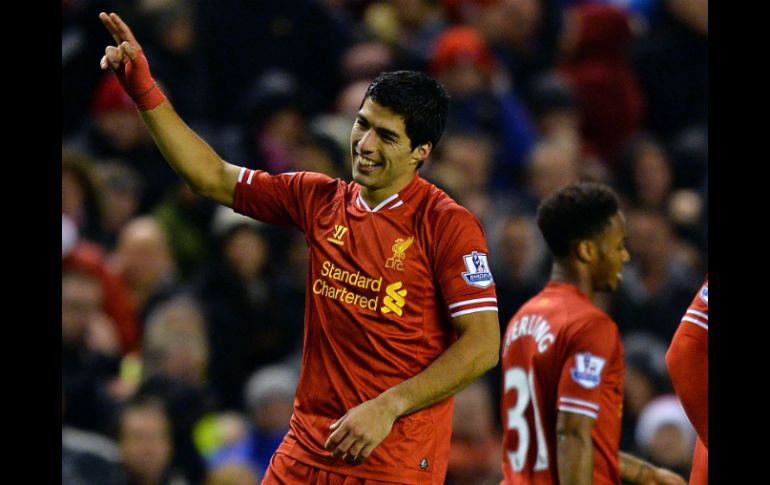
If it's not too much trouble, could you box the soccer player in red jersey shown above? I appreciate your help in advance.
[666,277,708,485]
[98,13,500,484]
[500,183,686,485]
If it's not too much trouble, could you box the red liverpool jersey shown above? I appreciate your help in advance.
[500,282,624,485]
[233,169,498,484]
[667,277,708,485]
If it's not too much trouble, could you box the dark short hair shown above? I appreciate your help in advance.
[364,71,450,151]
[114,396,171,440]
[537,182,620,257]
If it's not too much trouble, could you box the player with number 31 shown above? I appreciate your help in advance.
[499,183,686,485]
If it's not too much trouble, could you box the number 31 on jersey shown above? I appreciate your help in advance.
[505,367,549,472]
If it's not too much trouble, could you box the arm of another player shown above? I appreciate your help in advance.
[666,315,708,448]
[619,451,687,485]
[555,411,594,485]
[324,310,500,464]
[99,12,241,208]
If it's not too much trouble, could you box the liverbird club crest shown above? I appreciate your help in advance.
[386,236,414,272]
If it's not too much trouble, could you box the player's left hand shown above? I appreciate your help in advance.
[640,466,687,485]
[324,397,398,465]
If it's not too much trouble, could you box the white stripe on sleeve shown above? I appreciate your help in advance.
[559,397,600,411]
[237,167,246,182]
[448,297,498,309]
[682,316,708,330]
[246,169,256,185]
[450,306,498,318]
[686,309,708,320]
[558,405,598,419]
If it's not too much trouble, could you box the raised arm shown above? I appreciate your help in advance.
[323,310,500,464]
[98,12,240,207]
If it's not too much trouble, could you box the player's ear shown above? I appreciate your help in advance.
[411,142,432,166]
[576,240,596,263]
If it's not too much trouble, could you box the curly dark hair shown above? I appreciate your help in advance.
[363,71,450,154]
[537,182,620,257]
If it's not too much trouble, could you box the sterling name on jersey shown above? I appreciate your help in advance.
[500,282,624,485]
[234,169,498,484]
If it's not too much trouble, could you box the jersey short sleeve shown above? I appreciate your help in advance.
[431,204,498,318]
[667,277,708,447]
[556,316,620,420]
[232,168,335,232]
[681,279,708,332]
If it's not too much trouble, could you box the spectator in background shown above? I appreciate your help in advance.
[133,0,207,123]
[616,135,673,212]
[63,213,140,354]
[311,79,372,158]
[487,214,547,327]
[558,4,645,170]
[117,397,190,485]
[195,0,352,123]
[136,297,215,485]
[610,209,700,341]
[362,0,447,61]
[446,380,502,485]
[194,211,298,410]
[153,182,217,282]
[207,364,299,478]
[94,160,145,251]
[443,0,560,105]
[634,0,707,141]
[620,332,672,452]
[527,71,581,143]
[616,134,707,258]
[63,418,126,485]
[63,150,106,243]
[111,216,180,328]
[634,395,696,479]
[519,138,580,213]
[423,130,504,224]
[68,74,177,210]
[429,25,538,187]
[62,268,123,435]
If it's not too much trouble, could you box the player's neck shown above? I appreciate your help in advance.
[359,173,417,208]
[550,262,594,300]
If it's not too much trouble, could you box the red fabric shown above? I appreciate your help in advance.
[500,282,624,485]
[109,48,166,111]
[429,26,496,77]
[559,5,644,167]
[666,277,708,484]
[90,74,135,114]
[689,438,708,485]
[62,241,140,353]
[666,278,708,447]
[262,453,398,484]
[234,170,498,484]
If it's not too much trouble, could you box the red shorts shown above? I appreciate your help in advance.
[261,452,400,485]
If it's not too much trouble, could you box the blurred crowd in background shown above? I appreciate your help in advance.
[62,0,707,483]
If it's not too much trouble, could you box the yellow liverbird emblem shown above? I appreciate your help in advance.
[386,236,414,271]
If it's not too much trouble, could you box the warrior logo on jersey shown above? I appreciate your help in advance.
[570,352,606,389]
[326,225,349,246]
[461,251,494,288]
[700,283,708,305]
[386,236,414,271]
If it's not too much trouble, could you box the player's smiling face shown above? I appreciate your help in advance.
[592,212,630,293]
[350,97,430,206]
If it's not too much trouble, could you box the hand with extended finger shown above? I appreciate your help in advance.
[98,12,165,111]
[324,396,399,465]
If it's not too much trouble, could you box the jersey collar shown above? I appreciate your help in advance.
[354,174,422,213]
